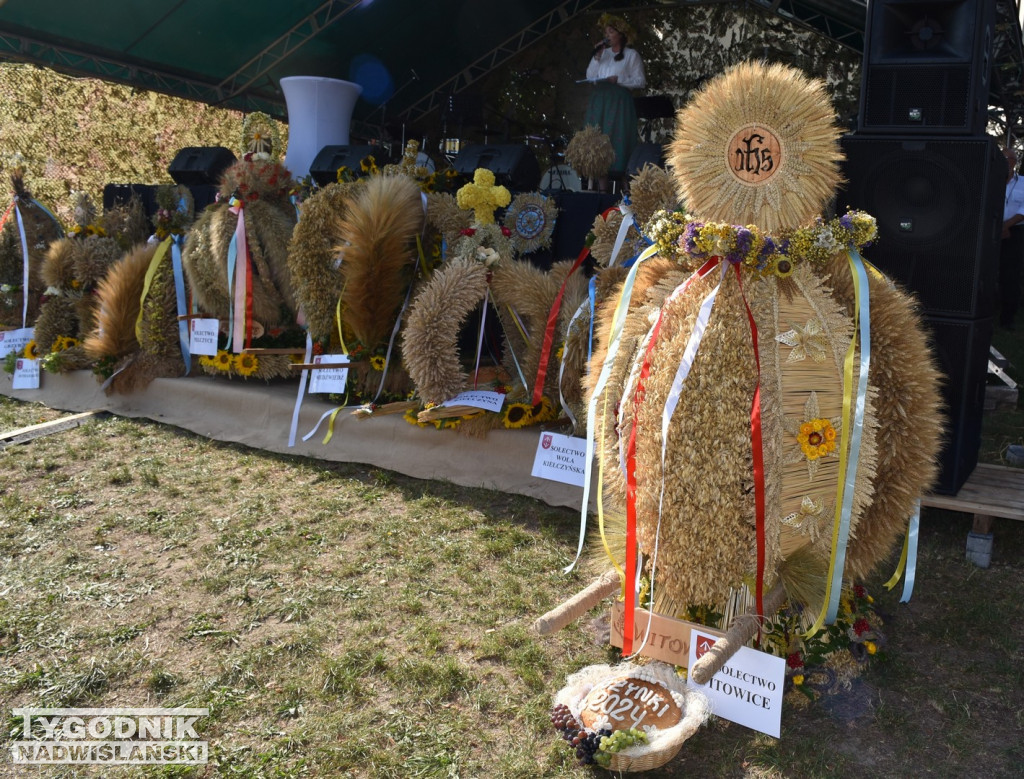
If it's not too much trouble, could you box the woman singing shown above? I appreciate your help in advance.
[583,13,646,189]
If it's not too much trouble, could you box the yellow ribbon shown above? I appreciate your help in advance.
[805,255,863,638]
[322,406,345,444]
[597,392,625,584]
[136,238,171,342]
[884,532,910,590]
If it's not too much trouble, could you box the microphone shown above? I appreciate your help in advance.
[592,38,609,54]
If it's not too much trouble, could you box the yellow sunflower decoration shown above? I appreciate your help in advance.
[213,350,233,372]
[233,352,259,377]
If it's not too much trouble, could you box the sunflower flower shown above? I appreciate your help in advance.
[503,401,533,429]
[24,340,39,360]
[369,355,386,371]
[213,350,233,372]
[233,352,259,377]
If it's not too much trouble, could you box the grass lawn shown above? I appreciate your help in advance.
[1,396,1022,778]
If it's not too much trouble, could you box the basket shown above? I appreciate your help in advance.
[554,661,710,772]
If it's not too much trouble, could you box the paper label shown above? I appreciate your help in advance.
[308,355,350,394]
[12,357,40,390]
[188,318,220,356]
[531,431,587,487]
[0,327,33,358]
[687,629,786,737]
[440,390,505,413]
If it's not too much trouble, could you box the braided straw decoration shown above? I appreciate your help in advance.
[533,569,620,635]
[689,582,787,685]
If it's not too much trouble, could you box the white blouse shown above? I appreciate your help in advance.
[585,47,646,90]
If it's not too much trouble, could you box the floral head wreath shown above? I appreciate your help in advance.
[597,12,636,43]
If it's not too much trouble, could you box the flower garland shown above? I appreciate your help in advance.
[644,209,877,276]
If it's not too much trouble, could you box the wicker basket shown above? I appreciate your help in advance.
[554,661,710,772]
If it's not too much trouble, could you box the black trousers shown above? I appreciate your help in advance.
[998,226,1024,326]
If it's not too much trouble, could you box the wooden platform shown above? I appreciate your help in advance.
[920,464,1024,522]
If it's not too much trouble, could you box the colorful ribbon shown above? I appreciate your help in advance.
[171,235,190,374]
[884,500,920,603]
[566,241,660,574]
[808,248,872,634]
[732,263,767,624]
[14,202,29,328]
[226,200,253,353]
[531,244,588,406]
[136,237,171,342]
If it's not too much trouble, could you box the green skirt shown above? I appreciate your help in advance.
[583,82,638,176]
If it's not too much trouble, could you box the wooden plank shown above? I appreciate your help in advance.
[0,410,106,448]
[920,464,1024,521]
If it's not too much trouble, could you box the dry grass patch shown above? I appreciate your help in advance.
[0,396,1022,777]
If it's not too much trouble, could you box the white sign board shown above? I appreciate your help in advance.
[12,357,40,390]
[687,629,786,738]
[188,318,220,356]
[0,327,33,358]
[308,354,350,394]
[441,390,505,413]
[531,431,587,487]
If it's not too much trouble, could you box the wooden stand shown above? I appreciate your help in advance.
[920,463,1024,567]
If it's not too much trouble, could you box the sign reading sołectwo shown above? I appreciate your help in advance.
[686,629,785,737]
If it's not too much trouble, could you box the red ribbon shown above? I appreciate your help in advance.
[244,239,254,349]
[0,200,15,233]
[530,244,588,406]
[620,256,721,656]
[732,264,766,626]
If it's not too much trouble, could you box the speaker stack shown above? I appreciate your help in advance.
[167,146,237,210]
[452,144,541,193]
[837,0,1000,494]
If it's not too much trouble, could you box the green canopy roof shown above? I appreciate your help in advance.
[2,0,1023,132]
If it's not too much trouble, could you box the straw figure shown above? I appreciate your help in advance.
[181,134,300,380]
[0,166,64,329]
[565,125,616,190]
[542,62,944,771]
[326,172,426,399]
[32,193,149,373]
[84,185,197,392]
[588,62,942,619]
[401,170,586,433]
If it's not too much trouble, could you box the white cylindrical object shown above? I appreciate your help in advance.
[280,76,363,179]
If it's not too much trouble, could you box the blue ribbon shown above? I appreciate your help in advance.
[825,248,871,623]
[171,235,190,374]
[587,276,597,363]
[30,198,64,238]
[226,228,238,347]
[901,502,920,603]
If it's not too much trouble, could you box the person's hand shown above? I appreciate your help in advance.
[607,75,618,84]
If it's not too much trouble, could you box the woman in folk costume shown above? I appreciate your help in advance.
[583,13,646,189]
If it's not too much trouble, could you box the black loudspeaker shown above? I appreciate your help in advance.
[168,146,236,186]
[860,0,995,135]
[924,315,992,494]
[550,191,619,262]
[103,184,158,218]
[308,145,378,185]
[626,143,666,179]
[838,134,1004,318]
[452,144,540,192]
